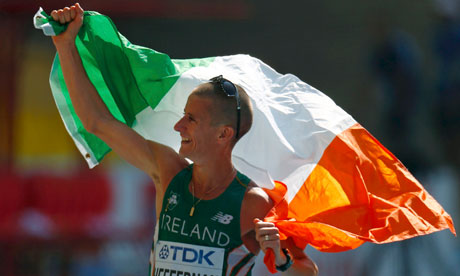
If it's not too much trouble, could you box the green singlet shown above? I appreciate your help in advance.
[149,164,256,276]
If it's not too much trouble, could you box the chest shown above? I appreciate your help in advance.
[158,186,244,248]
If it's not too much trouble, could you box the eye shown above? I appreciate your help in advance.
[183,113,195,122]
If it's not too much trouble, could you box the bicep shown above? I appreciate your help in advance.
[240,185,274,237]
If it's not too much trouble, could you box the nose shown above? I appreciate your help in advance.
[174,116,186,133]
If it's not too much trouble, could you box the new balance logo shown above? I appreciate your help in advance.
[211,212,233,224]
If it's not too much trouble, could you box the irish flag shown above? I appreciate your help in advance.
[34,7,455,272]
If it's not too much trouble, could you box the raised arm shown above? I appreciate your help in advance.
[50,4,187,193]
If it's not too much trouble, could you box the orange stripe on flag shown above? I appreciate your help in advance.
[264,123,455,261]
[263,123,456,273]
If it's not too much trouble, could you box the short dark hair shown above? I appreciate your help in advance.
[192,81,253,143]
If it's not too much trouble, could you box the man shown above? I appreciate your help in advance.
[50,4,318,275]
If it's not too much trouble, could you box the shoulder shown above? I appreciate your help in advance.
[240,182,274,230]
[239,182,274,254]
[243,183,273,209]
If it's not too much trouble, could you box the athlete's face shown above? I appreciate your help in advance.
[174,94,219,162]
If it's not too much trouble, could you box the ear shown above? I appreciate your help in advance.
[217,125,235,143]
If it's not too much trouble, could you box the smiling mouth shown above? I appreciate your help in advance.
[181,138,191,143]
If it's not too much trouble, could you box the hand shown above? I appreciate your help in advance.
[254,218,287,266]
[50,3,84,47]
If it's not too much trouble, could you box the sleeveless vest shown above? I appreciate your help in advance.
[149,165,256,276]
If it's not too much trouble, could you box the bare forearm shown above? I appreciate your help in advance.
[55,42,113,132]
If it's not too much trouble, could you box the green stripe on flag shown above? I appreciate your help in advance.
[39,9,214,165]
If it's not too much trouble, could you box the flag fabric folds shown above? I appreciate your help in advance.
[34,7,456,273]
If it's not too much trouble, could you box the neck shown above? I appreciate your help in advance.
[191,156,235,199]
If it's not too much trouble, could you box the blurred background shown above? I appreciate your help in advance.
[1,0,459,275]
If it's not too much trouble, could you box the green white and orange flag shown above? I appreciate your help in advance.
[34,7,455,272]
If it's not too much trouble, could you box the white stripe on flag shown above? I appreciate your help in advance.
[134,54,356,202]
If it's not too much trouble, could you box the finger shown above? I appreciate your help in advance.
[75,3,84,15]
[63,7,71,22]
[254,223,277,236]
[257,227,278,235]
[255,228,279,242]
[51,10,59,21]
[255,221,276,228]
[57,9,66,24]
[257,227,279,235]
[70,7,76,20]
[260,234,281,243]
[254,220,275,229]
[257,231,280,242]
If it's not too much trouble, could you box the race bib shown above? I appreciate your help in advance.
[154,240,225,276]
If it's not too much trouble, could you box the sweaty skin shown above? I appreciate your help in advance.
[50,4,318,275]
